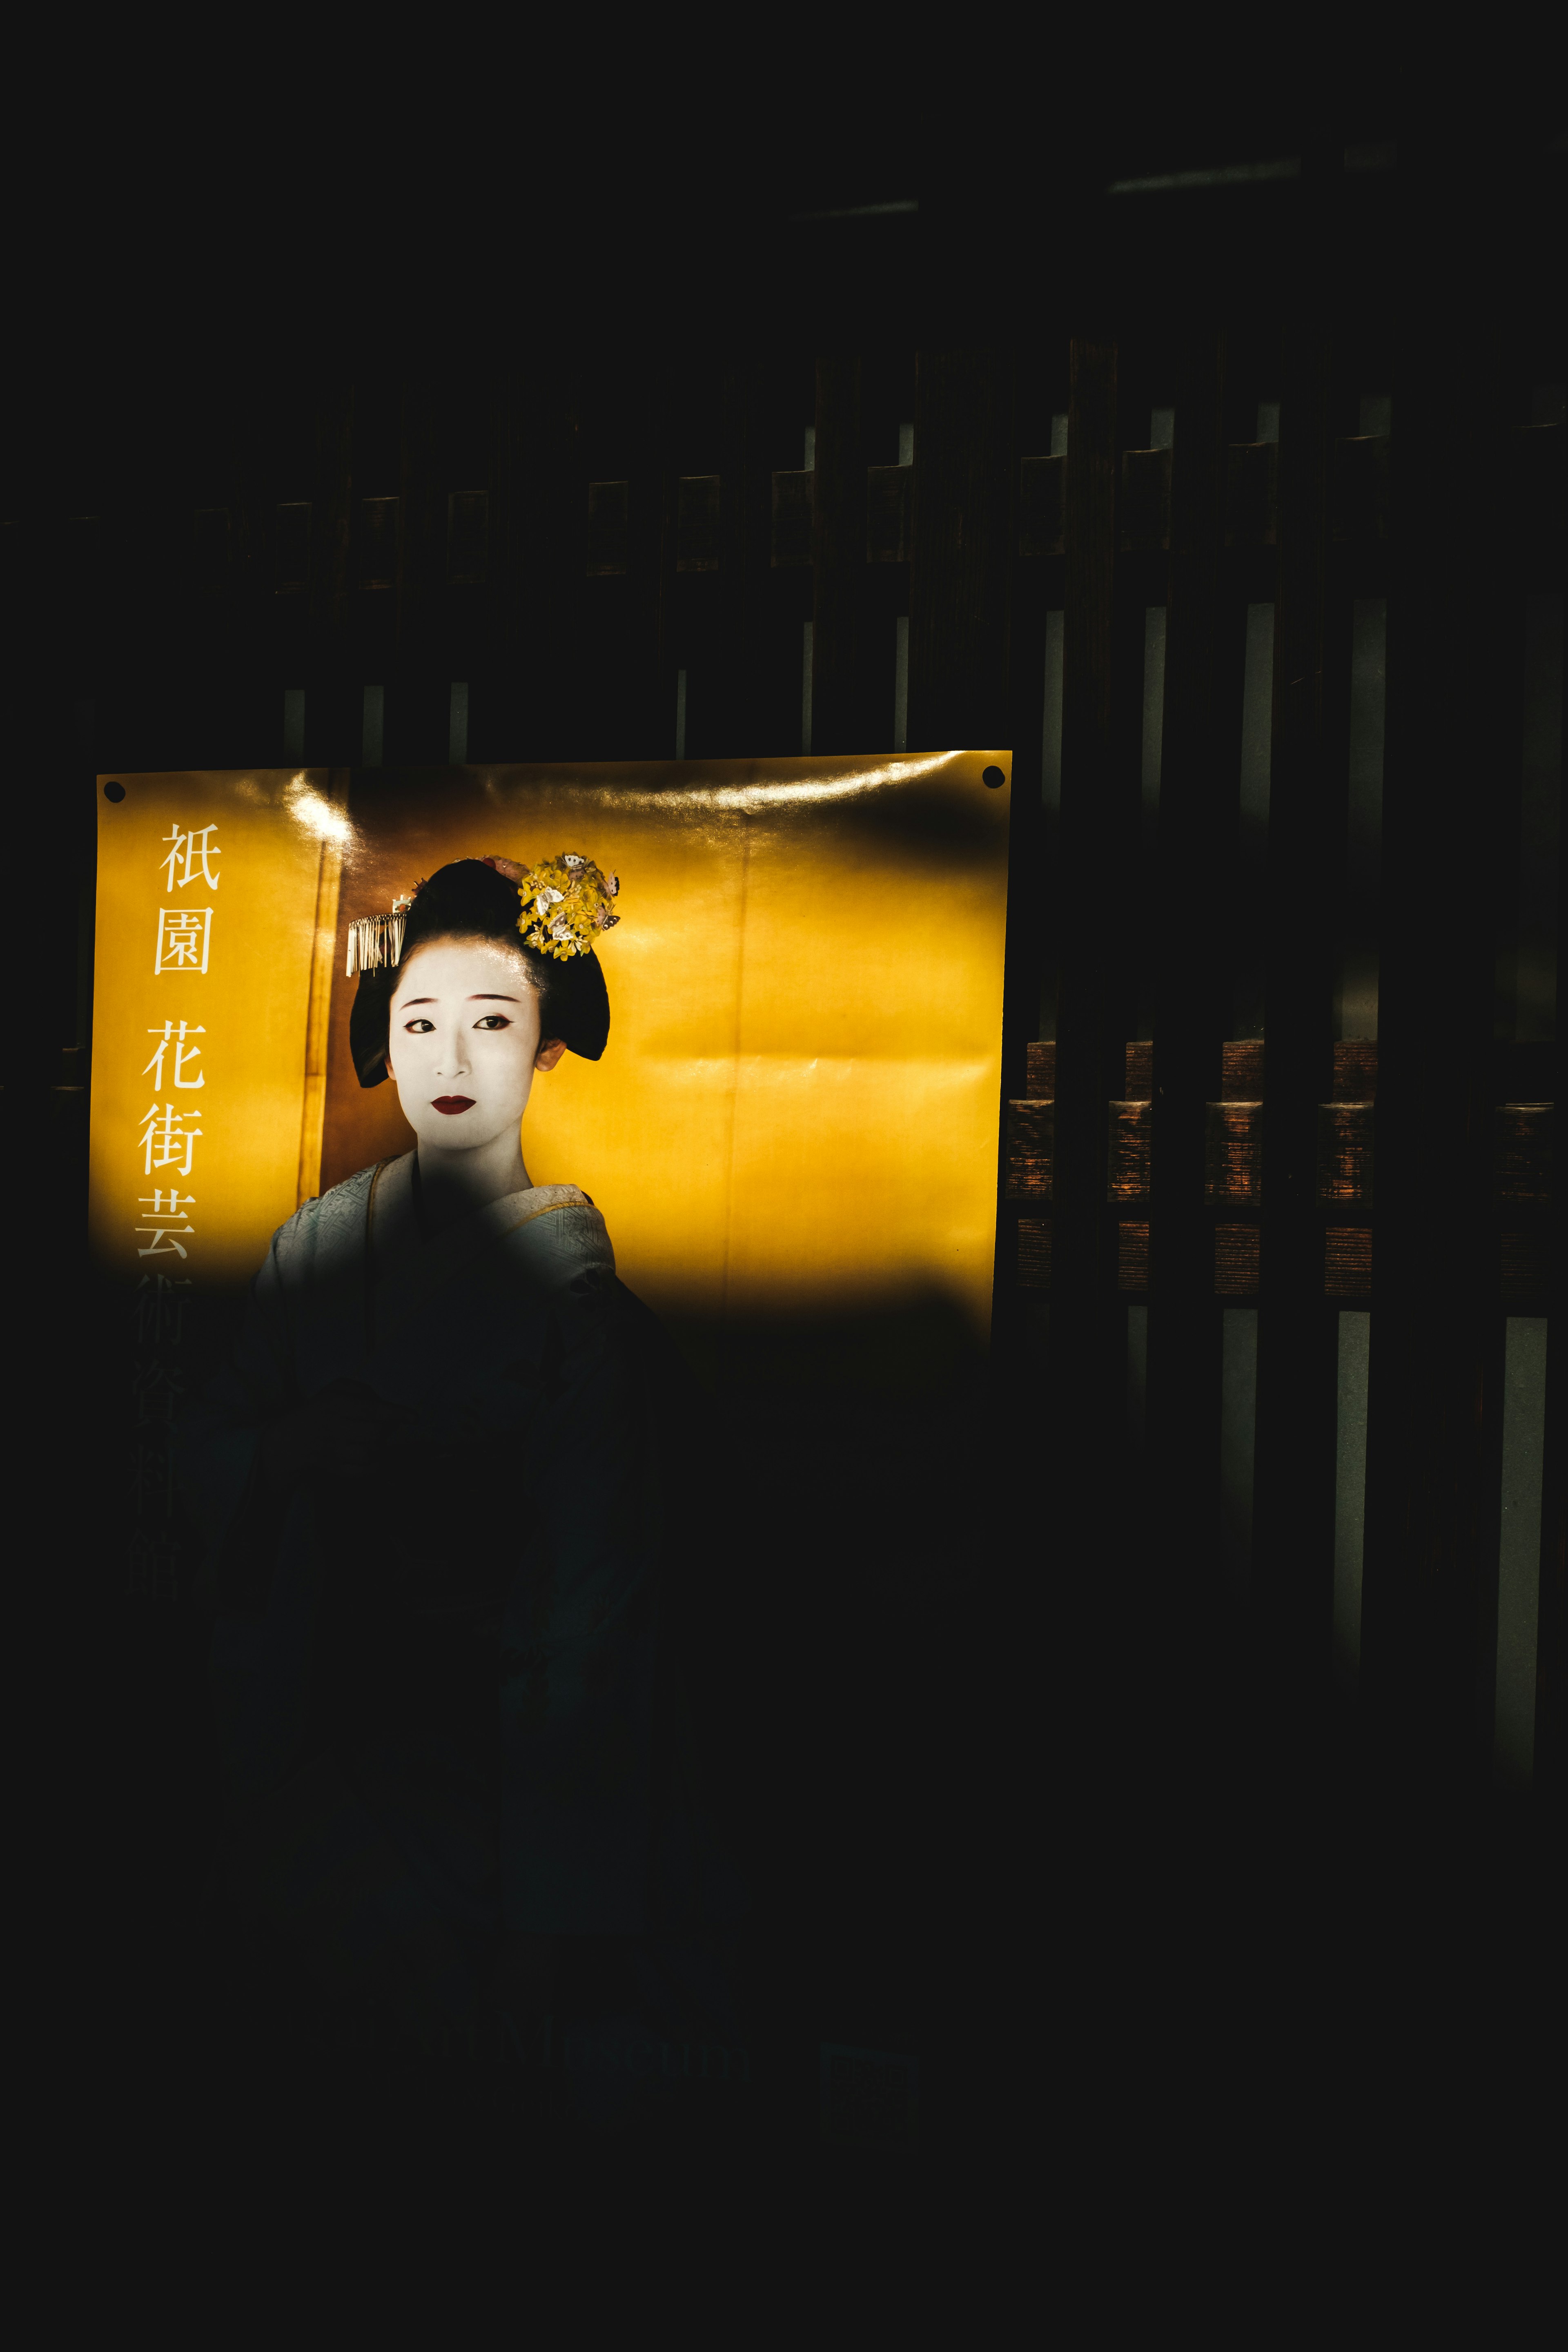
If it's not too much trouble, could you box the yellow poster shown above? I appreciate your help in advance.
[92,746,1013,2094]
[92,753,1012,1355]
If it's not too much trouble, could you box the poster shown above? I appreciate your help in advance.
[92,753,1010,1334]
[90,749,1012,2140]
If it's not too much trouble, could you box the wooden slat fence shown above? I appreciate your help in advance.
[14,264,1562,1845]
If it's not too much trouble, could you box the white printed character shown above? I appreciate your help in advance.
[138,1102,203,1178]
[132,1356,187,1428]
[143,1020,207,1089]
[160,824,222,891]
[136,1190,196,1258]
[154,908,213,976]
[134,1272,194,1346]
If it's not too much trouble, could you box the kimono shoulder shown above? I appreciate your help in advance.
[497,1191,616,1296]
[269,1161,378,1294]
[270,1161,615,1323]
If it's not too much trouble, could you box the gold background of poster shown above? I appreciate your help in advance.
[94,754,1011,1345]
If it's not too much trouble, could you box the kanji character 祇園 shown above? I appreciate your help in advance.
[143,1020,206,1089]
[138,1102,203,1177]
[154,908,212,976]
[159,824,222,892]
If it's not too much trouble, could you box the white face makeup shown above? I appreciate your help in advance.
[385,935,565,1156]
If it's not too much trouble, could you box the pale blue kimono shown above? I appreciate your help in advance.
[176,1156,748,2109]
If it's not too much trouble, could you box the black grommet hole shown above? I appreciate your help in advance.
[982,766,1006,789]
[103,781,125,802]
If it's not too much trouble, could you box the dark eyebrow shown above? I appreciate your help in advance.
[399,993,520,1007]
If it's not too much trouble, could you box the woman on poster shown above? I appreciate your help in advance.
[176,853,748,2144]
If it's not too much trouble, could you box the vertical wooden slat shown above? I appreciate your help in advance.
[652,371,683,758]
[1036,335,1123,1559]
[1052,336,1118,1295]
[1361,127,1523,1815]
[706,361,757,757]
[229,382,273,760]
[1537,1293,1566,1820]
[574,361,666,757]
[500,366,577,760]
[1007,340,1069,1093]
[394,385,442,753]
[998,341,1064,1363]
[490,369,531,759]
[312,388,356,766]
[906,350,1015,752]
[1144,326,1231,1613]
[1252,149,1342,1733]
[311,388,356,660]
[809,356,865,751]
[755,357,817,756]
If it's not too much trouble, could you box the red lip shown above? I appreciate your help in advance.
[431,1096,475,1115]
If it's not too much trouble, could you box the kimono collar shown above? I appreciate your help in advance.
[363,1154,592,1353]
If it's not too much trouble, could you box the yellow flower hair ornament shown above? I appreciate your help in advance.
[505,851,621,960]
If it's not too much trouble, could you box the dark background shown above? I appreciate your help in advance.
[9,62,1563,2245]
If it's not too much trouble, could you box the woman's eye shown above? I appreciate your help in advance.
[403,1019,435,1033]
[474,1015,510,1030]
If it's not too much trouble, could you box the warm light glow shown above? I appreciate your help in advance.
[479,750,972,816]
[285,776,356,851]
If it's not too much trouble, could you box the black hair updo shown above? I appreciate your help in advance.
[348,858,610,1089]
